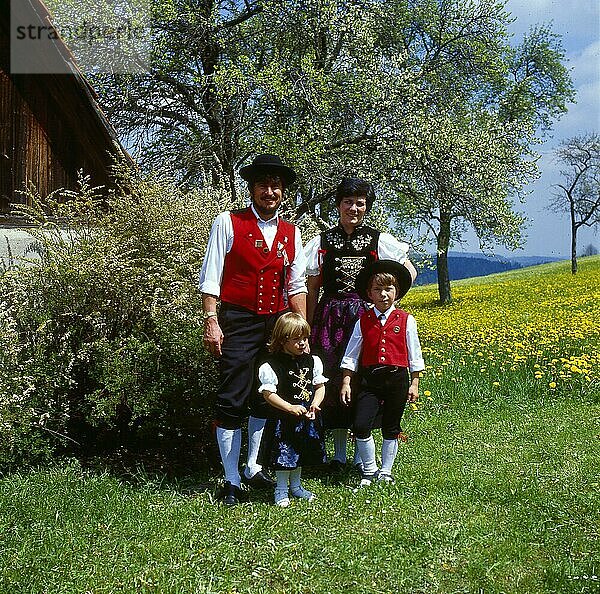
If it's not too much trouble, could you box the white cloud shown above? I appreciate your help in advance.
[505,0,599,52]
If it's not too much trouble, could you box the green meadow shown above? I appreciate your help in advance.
[1,259,599,594]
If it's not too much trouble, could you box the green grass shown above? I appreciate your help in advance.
[1,371,598,594]
[1,260,599,593]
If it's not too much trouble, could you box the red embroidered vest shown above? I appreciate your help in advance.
[220,208,296,314]
[359,308,409,367]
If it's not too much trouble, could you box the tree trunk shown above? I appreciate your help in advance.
[571,220,578,275]
[569,196,577,274]
[437,215,452,304]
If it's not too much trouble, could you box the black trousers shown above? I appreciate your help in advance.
[215,304,287,429]
[353,366,410,440]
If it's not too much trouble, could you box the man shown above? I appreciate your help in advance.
[199,154,307,505]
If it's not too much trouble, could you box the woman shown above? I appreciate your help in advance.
[304,177,416,471]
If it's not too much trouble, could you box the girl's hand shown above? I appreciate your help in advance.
[306,404,321,420]
[289,404,308,417]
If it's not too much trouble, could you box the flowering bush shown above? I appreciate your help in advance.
[0,174,223,469]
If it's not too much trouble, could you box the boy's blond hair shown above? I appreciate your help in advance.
[268,312,311,353]
[368,272,400,292]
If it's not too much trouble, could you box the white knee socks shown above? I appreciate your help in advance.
[245,416,266,478]
[331,428,348,463]
[216,427,242,487]
[355,436,378,475]
[380,438,399,476]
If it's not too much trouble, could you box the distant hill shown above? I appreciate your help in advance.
[413,251,562,285]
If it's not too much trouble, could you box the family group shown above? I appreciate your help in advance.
[199,154,425,506]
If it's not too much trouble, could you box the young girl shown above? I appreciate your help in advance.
[258,312,328,507]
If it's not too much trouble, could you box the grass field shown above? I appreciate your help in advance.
[1,258,599,594]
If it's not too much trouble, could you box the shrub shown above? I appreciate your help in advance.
[0,173,225,471]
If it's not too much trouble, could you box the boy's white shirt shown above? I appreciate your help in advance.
[340,304,425,373]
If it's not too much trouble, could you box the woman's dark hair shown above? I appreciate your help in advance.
[335,177,375,213]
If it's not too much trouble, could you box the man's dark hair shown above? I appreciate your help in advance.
[247,174,285,193]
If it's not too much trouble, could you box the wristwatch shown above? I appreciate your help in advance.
[203,311,218,321]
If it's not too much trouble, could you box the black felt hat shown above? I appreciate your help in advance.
[239,154,297,186]
[355,259,414,301]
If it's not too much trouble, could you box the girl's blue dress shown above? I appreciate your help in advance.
[257,352,328,470]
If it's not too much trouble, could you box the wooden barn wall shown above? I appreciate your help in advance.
[1,69,115,214]
[1,70,73,212]
[0,1,125,217]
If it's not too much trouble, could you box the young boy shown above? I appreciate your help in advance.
[340,260,424,486]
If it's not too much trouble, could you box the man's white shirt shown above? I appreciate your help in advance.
[199,205,307,297]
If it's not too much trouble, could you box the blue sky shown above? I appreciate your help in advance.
[459,0,600,257]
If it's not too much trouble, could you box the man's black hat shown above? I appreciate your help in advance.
[355,259,414,301]
[239,154,297,186]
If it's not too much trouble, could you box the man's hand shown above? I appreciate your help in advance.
[203,317,224,357]
[407,384,419,403]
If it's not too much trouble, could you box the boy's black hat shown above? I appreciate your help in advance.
[239,154,297,185]
[355,259,414,301]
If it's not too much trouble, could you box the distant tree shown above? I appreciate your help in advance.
[580,243,598,257]
[550,133,600,274]
[381,16,574,303]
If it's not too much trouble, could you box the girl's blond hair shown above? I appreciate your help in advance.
[268,312,311,353]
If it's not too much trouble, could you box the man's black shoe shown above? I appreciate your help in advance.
[241,469,276,489]
[328,459,346,474]
[218,481,243,506]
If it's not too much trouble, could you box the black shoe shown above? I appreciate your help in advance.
[328,459,346,473]
[359,471,379,488]
[218,481,242,506]
[242,469,276,489]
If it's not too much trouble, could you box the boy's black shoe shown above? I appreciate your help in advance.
[241,470,276,489]
[358,471,379,488]
[218,481,244,506]
[377,472,395,484]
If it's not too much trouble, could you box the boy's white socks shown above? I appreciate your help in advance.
[380,438,399,476]
[216,427,242,487]
[245,416,266,478]
[355,436,378,476]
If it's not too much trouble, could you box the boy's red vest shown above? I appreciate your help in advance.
[359,308,409,367]
[220,208,296,314]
